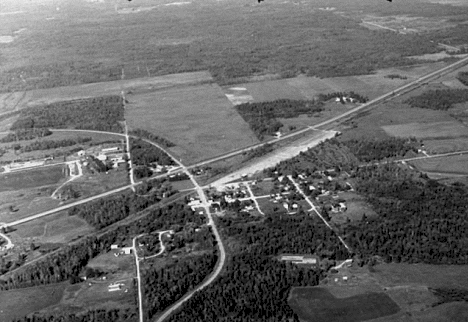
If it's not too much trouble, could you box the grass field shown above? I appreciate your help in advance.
[0,282,67,321]
[0,164,66,192]
[382,121,468,139]
[330,192,377,224]
[409,154,468,175]
[13,210,94,244]
[126,83,259,163]
[289,287,400,322]
[423,138,468,153]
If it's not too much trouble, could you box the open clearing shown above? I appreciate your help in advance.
[0,71,212,112]
[289,287,400,322]
[382,121,468,139]
[126,83,259,163]
[13,210,94,244]
[0,283,67,321]
[209,130,337,188]
[0,164,66,192]
[423,138,468,153]
[409,154,468,175]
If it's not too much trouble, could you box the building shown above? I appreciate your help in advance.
[97,154,107,161]
[121,247,133,255]
[102,147,121,154]
[280,254,319,266]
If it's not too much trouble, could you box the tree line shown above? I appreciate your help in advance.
[236,99,323,140]
[10,95,125,133]
[129,129,175,148]
[10,137,92,153]
[0,128,52,143]
[457,71,468,86]
[405,88,468,110]
[10,308,137,322]
[343,137,419,162]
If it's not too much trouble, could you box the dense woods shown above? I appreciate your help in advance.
[405,89,468,110]
[0,128,52,143]
[457,71,468,86]
[1,203,205,290]
[343,138,418,162]
[131,139,174,167]
[129,129,175,148]
[166,212,343,321]
[10,96,124,133]
[68,179,176,229]
[12,137,92,153]
[11,308,137,322]
[143,252,217,320]
[236,99,323,140]
[345,164,468,264]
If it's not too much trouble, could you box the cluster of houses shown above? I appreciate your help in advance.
[78,146,126,170]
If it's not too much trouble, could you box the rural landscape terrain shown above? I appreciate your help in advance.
[0,0,468,321]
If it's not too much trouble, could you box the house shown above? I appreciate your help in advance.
[274,131,282,138]
[110,244,120,250]
[97,154,107,161]
[280,254,319,266]
[77,150,86,157]
[121,247,133,255]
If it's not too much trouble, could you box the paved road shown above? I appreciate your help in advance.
[0,232,14,250]
[141,141,226,322]
[287,175,353,254]
[246,184,265,216]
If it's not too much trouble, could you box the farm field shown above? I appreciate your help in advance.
[125,83,259,163]
[382,121,468,139]
[409,154,468,175]
[0,283,68,322]
[423,138,468,153]
[288,287,400,322]
[13,210,94,244]
[0,71,212,113]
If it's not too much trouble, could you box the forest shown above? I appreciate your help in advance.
[11,308,137,322]
[129,129,175,148]
[165,210,347,321]
[131,139,175,168]
[0,202,206,291]
[457,71,468,86]
[68,179,176,229]
[343,137,419,162]
[405,89,468,110]
[0,128,52,143]
[236,99,323,140]
[10,96,124,133]
[344,164,468,265]
[10,137,92,153]
[143,252,217,320]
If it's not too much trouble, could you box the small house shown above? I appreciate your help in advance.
[121,247,133,255]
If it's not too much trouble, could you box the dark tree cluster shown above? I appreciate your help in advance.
[143,252,217,320]
[236,99,323,140]
[430,288,468,305]
[68,179,176,229]
[131,139,175,167]
[0,128,52,143]
[10,96,125,133]
[167,253,323,322]
[384,74,408,80]
[12,137,92,153]
[10,308,136,322]
[1,202,206,291]
[129,129,175,148]
[405,89,468,110]
[316,91,369,103]
[265,139,359,176]
[343,137,418,162]
[457,71,468,86]
[345,164,468,264]
[166,210,346,321]
[242,143,274,163]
